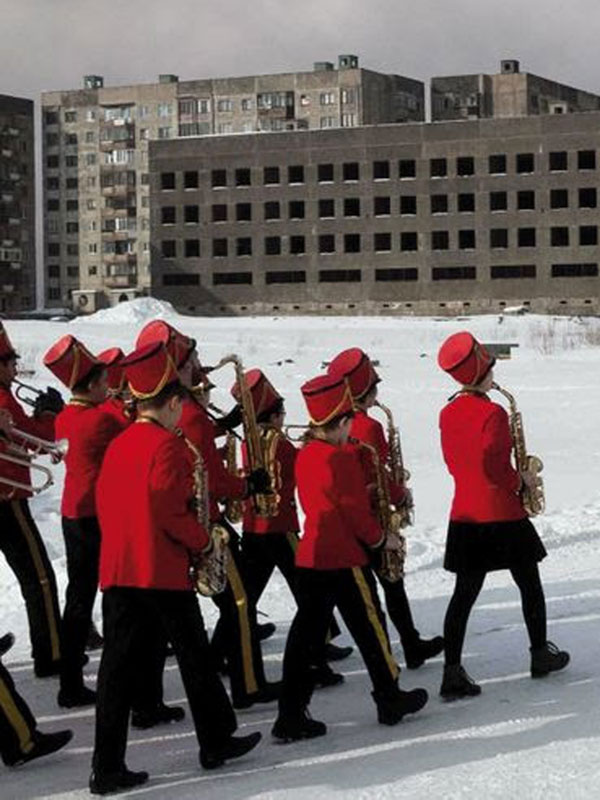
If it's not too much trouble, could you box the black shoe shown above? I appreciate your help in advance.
[57,685,96,708]
[0,632,15,658]
[310,663,344,689]
[404,636,445,670]
[440,665,481,700]
[86,624,104,651]
[272,709,327,743]
[34,661,61,679]
[131,703,185,730]
[324,643,354,662]
[530,641,570,678]
[372,687,428,725]
[257,622,276,641]
[89,768,149,795]
[233,681,281,709]
[200,731,262,770]
[4,729,72,767]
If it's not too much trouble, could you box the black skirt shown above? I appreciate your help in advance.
[444,517,547,574]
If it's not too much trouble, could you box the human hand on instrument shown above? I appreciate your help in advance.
[220,404,243,431]
[34,387,64,417]
[520,469,538,490]
[246,467,271,495]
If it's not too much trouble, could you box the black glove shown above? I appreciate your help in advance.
[246,467,271,496]
[34,387,64,416]
[220,404,243,431]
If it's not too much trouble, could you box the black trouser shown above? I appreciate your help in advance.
[0,500,61,671]
[444,561,547,666]
[93,587,236,776]
[0,661,37,765]
[279,565,399,720]
[60,516,100,693]
[377,574,421,657]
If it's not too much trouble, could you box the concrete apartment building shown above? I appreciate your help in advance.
[149,110,600,317]
[0,94,35,313]
[431,59,600,121]
[40,56,425,311]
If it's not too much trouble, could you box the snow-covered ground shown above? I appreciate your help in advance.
[3,301,600,799]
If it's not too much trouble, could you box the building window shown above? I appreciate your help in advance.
[549,151,568,171]
[517,190,535,210]
[198,99,210,114]
[552,263,598,277]
[319,269,361,282]
[47,199,60,211]
[185,239,201,258]
[320,116,337,129]
[579,188,597,208]
[264,201,280,220]
[235,168,251,187]
[319,199,335,218]
[217,98,233,112]
[66,266,79,278]
[184,171,199,189]
[341,113,356,127]
[400,232,418,251]
[46,155,59,169]
[518,228,536,247]
[580,225,598,246]
[234,203,251,222]
[459,230,476,249]
[344,198,360,217]
[212,204,227,222]
[45,111,59,125]
[266,270,306,284]
[66,222,79,234]
[550,188,569,209]
[516,153,534,173]
[288,165,304,184]
[320,92,336,105]
[88,243,98,254]
[47,264,60,278]
[161,172,176,190]
[179,99,196,116]
[431,194,448,214]
[212,238,228,257]
[161,206,176,224]
[578,150,596,170]
[457,193,475,213]
[374,196,391,216]
[162,273,200,286]
[290,236,306,254]
[318,163,334,182]
[66,244,79,257]
[264,166,280,185]
[213,272,252,285]
[399,159,416,179]
[432,267,476,280]
[161,240,176,258]
[551,226,570,247]
[158,103,172,117]
[491,264,536,279]
[490,228,509,248]
[456,157,475,176]
[343,162,360,181]
[158,127,171,139]
[341,88,355,104]
[489,154,506,174]
[490,191,508,211]
[212,169,227,188]
[431,231,450,250]
[66,200,78,212]
[430,158,447,177]
[236,237,252,256]
[66,177,78,190]
[184,205,200,223]
[289,200,305,220]
[47,243,60,257]
[400,195,417,215]
[375,268,418,282]
[240,98,253,111]
[85,153,97,166]
[344,234,361,253]
[319,235,335,254]
[265,237,282,255]
[64,110,77,123]
[373,161,390,180]
[374,233,392,252]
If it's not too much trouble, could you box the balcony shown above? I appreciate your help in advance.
[101,184,136,197]
[103,253,137,266]
[104,273,138,289]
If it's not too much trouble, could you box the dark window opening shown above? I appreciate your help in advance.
[212,204,227,222]
[400,195,417,215]
[236,237,252,256]
[184,239,200,258]
[489,154,507,174]
[432,266,476,280]
[550,189,568,209]
[431,230,449,250]
[318,163,334,182]
[375,268,418,282]
[319,199,335,218]
[161,240,176,258]
[236,203,252,222]
[578,150,596,170]
[518,228,536,247]
[161,206,176,224]
[213,272,252,285]
[211,169,227,188]
[458,230,476,249]
[374,196,391,216]
[290,235,306,254]
[490,191,508,211]
[264,166,280,184]
[235,168,251,186]
[374,233,392,252]
[516,153,534,173]
[431,194,448,214]
[399,159,416,179]
[458,193,475,212]
[288,165,304,184]
[344,198,360,217]
[343,162,360,181]
[549,151,568,171]
[490,228,509,248]
[161,172,176,190]
[517,190,535,210]
[264,201,280,220]
[551,227,570,247]
[400,232,418,251]
[373,160,390,180]
[491,265,536,279]
[344,234,361,253]
[579,188,597,208]
[163,273,200,286]
[580,225,598,246]
[430,158,447,177]
[552,263,598,277]
[319,235,335,253]
[184,205,199,223]
[319,269,361,282]
[266,271,306,284]
[289,200,305,219]
[212,238,228,257]
[265,236,282,255]
[456,156,475,176]
[184,171,199,189]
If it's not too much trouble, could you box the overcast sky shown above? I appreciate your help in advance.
[3,0,600,99]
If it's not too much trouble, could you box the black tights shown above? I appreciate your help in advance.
[444,561,547,666]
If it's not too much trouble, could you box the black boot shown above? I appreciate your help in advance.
[372,686,428,725]
[257,622,276,641]
[272,709,327,743]
[233,680,281,709]
[57,685,96,708]
[440,665,481,700]
[530,641,570,678]
[4,729,73,767]
[324,642,353,661]
[131,703,185,729]
[404,636,445,670]
[200,731,262,769]
[0,632,15,658]
[89,768,149,795]
[310,663,344,689]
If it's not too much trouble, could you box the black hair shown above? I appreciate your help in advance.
[0,352,19,365]
[257,398,285,425]
[72,363,107,395]
[134,380,187,413]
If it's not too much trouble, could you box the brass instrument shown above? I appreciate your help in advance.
[224,431,243,523]
[0,426,68,495]
[13,378,42,408]
[492,383,545,517]
[182,434,230,596]
[373,401,413,529]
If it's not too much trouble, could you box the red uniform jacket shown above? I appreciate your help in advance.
[439,392,525,523]
[178,396,246,523]
[295,438,384,570]
[56,401,123,519]
[242,428,299,534]
[350,410,406,505]
[98,420,210,591]
[0,386,55,500]
[99,396,130,431]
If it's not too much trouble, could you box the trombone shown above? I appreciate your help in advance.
[0,427,68,495]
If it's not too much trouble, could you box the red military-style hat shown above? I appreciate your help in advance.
[0,322,18,360]
[327,347,380,400]
[301,373,354,426]
[438,331,496,386]
[43,335,100,389]
[97,347,126,392]
[230,368,282,418]
[122,341,179,400]
[136,320,196,369]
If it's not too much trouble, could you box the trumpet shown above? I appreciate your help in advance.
[14,379,43,408]
[0,428,67,495]
[8,428,68,464]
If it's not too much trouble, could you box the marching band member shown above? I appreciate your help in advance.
[97,348,131,430]
[328,348,444,668]
[135,321,278,709]
[43,335,123,709]
[272,373,428,742]
[0,322,62,678]
[437,332,569,699]
[91,342,260,795]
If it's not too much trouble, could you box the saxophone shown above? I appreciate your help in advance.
[492,382,545,517]
[373,401,414,528]
[223,431,243,523]
[182,434,230,596]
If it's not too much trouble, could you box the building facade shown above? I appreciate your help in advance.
[0,94,35,313]
[149,111,600,317]
[40,57,424,311]
[432,60,600,122]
